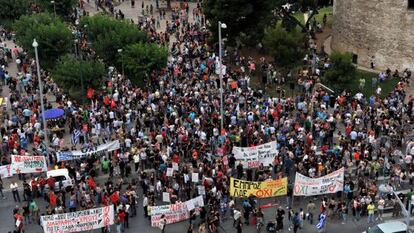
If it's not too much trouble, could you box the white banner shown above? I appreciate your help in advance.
[149,196,204,227]
[233,141,278,168]
[41,205,114,233]
[293,168,344,196]
[57,140,120,161]
[11,155,47,174]
[0,164,13,178]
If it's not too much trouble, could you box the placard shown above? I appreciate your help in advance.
[166,168,173,177]
[0,164,13,178]
[293,168,344,196]
[192,172,199,183]
[11,155,47,174]
[172,163,179,171]
[57,140,120,161]
[233,141,278,168]
[41,205,114,233]
[230,177,287,198]
[162,192,170,203]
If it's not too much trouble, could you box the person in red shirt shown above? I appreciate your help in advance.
[47,177,55,192]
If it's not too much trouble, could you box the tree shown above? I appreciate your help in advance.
[323,51,356,89]
[121,43,168,85]
[0,0,30,28]
[263,24,305,69]
[37,0,77,19]
[52,54,105,101]
[13,13,73,69]
[203,0,280,46]
[80,15,147,67]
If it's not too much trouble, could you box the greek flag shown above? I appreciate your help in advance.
[316,213,326,230]
[71,129,81,145]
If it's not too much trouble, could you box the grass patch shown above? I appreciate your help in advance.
[293,6,333,27]
[341,70,399,98]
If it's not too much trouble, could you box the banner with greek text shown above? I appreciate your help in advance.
[230,177,287,198]
[11,155,47,174]
[232,141,278,168]
[57,140,120,161]
[41,205,114,233]
[293,168,344,196]
[149,196,204,227]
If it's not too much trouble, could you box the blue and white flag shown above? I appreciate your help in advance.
[71,129,81,145]
[316,213,326,230]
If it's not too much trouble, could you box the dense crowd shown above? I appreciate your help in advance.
[0,1,414,233]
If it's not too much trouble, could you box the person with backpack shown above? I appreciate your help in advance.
[292,212,300,233]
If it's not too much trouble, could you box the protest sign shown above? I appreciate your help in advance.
[166,168,173,177]
[149,196,204,227]
[233,141,278,168]
[293,167,344,196]
[197,185,205,195]
[11,155,47,174]
[41,205,114,233]
[172,163,179,171]
[162,192,170,203]
[184,174,189,183]
[230,177,287,198]
[192,172,199,183]
[57,140,120,161]
[0,164,13,178]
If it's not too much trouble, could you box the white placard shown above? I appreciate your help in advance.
[0,164,13,178]
[11,155,47,174]
[172,163,179,171]
[162,192,170,203]
[166,168,173,177]
[41,205,114,233]
[184,174,189,183]
[198,185,205,195]
[192,172,199,183]
[233,141,278,168]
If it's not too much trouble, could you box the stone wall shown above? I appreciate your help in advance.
[331,0,414,71]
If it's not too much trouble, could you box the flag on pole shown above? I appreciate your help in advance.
[316,212,326,230]
[71,129,81,145]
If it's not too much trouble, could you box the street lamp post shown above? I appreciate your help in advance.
[51,1,56,16]
[32,39,49,158]
[218,21,227,131]
[117,49,124,77]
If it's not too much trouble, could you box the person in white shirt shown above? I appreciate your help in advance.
[10,182,20,202]
[143,196,149,217]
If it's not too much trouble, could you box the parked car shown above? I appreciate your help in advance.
[46,169,73,192]
[363,221,408,233]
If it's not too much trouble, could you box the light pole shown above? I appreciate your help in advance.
[32,39,49,158]
[50,1,56,17]
[218,21,227,131]
[117,49,124,77]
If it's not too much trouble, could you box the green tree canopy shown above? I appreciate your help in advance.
[52,54,105,101]
[203,0,280,46]
[0,0,30,28]
[37,0,77,19]
[323,51,356,89]
[263,24,305,69]
[13,13,72,69]
[80,15,147,66]
[121,43,168,86]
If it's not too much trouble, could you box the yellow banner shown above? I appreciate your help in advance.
[230,177,287,198]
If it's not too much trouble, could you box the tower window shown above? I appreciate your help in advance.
[409,0,414,9]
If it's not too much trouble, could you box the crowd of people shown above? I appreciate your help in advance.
[1,1,414,233]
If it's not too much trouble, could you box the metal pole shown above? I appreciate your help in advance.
[218,21,224,131]
[33,39,49,158]
[407,200,411,233]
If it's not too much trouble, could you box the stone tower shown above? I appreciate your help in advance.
[331,0,414,71]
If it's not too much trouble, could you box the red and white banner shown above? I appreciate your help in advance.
[11,155,47,174]
[0,164,13,178]
[149,196,204,227]
[233,141,278,168]
[40,205,114,233]
[294,168,344,196]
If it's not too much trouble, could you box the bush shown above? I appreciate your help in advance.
[323,51,356,90]
[263,24,305,69]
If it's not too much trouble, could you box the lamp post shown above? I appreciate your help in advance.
[50,1,56,17]
[32,39,49,158]
[218,21,227,131]
[117,49,124,78]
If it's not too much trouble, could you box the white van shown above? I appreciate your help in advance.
[46,169,73,192]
